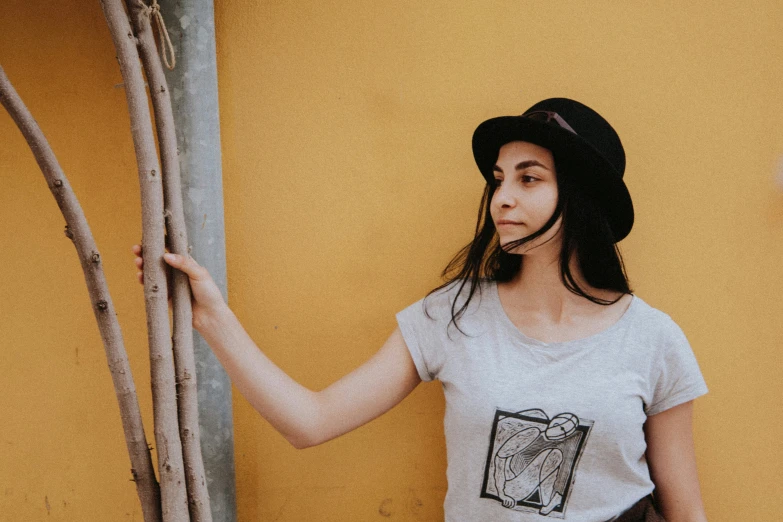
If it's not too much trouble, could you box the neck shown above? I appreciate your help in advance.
[502,249,609,324]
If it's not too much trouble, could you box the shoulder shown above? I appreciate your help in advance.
[628,295,685,336]
[397,278,492,341]
[626,295,693,358]
[420,278,492,315]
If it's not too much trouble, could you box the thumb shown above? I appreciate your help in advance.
[163,252,200,276]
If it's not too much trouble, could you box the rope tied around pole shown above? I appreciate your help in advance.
[136,0,176,70]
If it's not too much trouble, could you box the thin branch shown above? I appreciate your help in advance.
[98,0,190,519]
[0,63,162,522]
[126,0,212,519]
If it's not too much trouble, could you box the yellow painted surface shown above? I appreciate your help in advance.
[1,1,782,520]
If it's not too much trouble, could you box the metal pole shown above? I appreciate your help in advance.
[159,2,236,520]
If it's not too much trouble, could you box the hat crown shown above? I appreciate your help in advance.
[524,98,625,177]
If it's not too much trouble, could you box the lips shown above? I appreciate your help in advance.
[497,220,523,225]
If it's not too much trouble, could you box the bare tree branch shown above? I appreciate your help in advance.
[0,63,163,522]
[126,0,212,519]
[98,0,190,519]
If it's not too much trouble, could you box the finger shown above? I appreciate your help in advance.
[132,244,141,255]
[137,271,143,284]
[135,257,143,269]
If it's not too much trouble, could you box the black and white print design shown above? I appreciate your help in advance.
[480,408,594,518]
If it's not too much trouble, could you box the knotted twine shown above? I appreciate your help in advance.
[136,0,176,70]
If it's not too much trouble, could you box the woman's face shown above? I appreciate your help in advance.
[490,140,562,255]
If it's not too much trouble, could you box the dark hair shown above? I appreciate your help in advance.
[422,150,633,338]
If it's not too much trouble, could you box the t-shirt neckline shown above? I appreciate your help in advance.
[488,279,638,348]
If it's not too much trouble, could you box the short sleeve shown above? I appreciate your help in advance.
[395,296,446,382]
[645,317,709,416]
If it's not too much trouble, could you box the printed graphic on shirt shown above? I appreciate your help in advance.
[480,408,594,518]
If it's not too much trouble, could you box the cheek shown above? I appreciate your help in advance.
[530,187,558,212]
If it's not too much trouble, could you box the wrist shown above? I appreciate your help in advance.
[196,302,233,332]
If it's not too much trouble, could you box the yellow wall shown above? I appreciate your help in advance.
[1,1,781,520]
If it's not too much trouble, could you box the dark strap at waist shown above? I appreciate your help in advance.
[612,493,666,522]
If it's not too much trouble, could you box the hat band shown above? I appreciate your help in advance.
[522,110,578,135]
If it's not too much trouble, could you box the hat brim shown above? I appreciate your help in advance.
[472,116,634,242]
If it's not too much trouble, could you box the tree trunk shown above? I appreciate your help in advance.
[98,1,190,520]
[125,1,212,520]
[0,63,162,522]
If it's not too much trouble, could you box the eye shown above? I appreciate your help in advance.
[492,175,537,187]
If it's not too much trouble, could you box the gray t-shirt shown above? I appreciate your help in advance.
[395,278,709,522]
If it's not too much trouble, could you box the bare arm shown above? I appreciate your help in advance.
[643,400,708,522]
[132,244,422,450]
[198,306,422,449]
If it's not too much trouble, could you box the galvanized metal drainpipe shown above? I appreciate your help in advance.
[159,2,237,521]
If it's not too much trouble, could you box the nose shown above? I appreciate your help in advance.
[493,184,515,207]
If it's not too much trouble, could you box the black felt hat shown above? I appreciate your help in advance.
[472,97,634,242]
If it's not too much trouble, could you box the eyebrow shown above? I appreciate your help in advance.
[492,160,550,173]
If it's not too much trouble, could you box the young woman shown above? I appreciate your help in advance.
[132,98,709,521]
